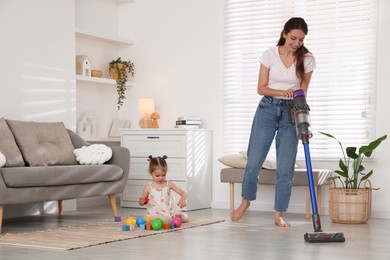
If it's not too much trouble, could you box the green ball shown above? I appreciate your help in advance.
[156,218,163,225]
[151,218,163,230]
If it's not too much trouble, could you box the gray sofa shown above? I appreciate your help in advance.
[0,122,130,233]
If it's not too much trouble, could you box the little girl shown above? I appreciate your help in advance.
[139,155,188,224]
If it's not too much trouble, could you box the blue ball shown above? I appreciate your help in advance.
[136,217,146,227]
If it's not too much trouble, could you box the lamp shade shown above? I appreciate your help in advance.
[138,98,155,113]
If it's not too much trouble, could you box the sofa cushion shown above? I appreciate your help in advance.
[0,118,25,167]
[6,120,78,166]
[1,165,123,188]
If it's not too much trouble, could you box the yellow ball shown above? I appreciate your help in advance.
[125,218,136,226]
[143,215,151,223]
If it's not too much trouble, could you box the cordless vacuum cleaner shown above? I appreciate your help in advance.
[292,90,345,243]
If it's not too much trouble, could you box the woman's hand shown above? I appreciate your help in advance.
[280,88,295,98]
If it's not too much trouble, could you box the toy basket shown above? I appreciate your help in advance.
[328,180,372,224]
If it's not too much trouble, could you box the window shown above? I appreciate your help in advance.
[223,0,378,159]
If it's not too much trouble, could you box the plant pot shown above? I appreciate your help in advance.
[328,181,372,224]
[109,63,125,80]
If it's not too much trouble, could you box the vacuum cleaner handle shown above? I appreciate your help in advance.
[293,90,322,232]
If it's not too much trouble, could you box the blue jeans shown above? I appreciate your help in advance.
[242,96,298,212]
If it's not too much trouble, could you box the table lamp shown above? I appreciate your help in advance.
[138,98,155,128]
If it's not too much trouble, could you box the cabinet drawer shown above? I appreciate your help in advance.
[122,134,186,158]
[122,179,150,206]
[130,157,187,181]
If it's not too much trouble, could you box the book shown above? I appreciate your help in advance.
[177,116,201,121]
[176,120,201,125]
[174,125,199,129]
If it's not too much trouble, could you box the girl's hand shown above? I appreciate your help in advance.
[139,197,149,206]
[177,200,187,208]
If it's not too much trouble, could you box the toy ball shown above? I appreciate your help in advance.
[125,218,136,226]
[172,216,182,228]
[151,218,163,230]
[143,215,151,223]
[136,217,147,227]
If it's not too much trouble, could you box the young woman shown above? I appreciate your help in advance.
[231,17,316,227]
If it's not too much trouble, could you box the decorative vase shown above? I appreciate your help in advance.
[328,181,372,224]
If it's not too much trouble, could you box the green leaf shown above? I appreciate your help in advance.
[361,135,387,157]
[346,147,358,159]
[361,170,373,181]
[318,131,336,140]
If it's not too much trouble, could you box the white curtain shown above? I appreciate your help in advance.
[223,0,378,159]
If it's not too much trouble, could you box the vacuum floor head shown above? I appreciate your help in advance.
[304,232,346,243]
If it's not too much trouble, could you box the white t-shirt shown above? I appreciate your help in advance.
[258,46,316,97]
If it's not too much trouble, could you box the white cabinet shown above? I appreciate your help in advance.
[120,129,212,211]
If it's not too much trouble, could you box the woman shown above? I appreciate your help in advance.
[231,17,316,227]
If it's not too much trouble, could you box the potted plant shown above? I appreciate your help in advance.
[109,57,134,110]
[319,132,387,223]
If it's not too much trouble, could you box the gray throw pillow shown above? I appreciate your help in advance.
[0,118,25,167]
[6,120,78,166]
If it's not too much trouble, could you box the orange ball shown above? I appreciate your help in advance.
[143,215,151,223]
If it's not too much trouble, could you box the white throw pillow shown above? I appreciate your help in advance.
[239,150,276,170]
[218,154,247,168]
[73,144,112,165]
[0,152,6,168]
[239,150,300,169]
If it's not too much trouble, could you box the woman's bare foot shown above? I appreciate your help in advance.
[274,211,291,227]
[231,199,250,221]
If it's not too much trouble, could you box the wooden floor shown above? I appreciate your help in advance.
[1,204,389,260]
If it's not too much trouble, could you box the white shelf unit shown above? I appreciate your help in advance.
[75,28,133,45]
[75,25,134,139]
[120,129,213,211]
[75,75,134,87]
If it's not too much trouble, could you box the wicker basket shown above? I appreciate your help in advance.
[328,181,372,224]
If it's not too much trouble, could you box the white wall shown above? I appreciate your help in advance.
[371,0,390,218]
[0,0,76,128]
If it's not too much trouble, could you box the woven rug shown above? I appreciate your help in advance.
[0,218,225,250]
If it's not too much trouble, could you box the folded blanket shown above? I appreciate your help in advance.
[73,144,112,165]
[0,152,5,168]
